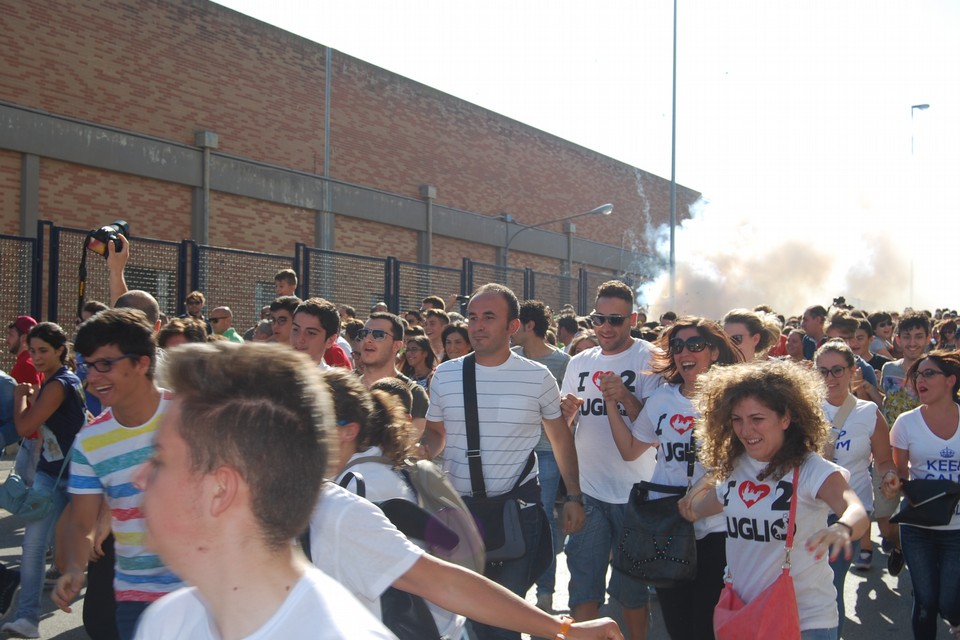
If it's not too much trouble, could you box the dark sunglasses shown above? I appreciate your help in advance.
[357,328,397,341]
[589,313,628,327]
[817,365,848,378]
[728,334,745,345]
[209,317,228,323]
[669,337,709,354]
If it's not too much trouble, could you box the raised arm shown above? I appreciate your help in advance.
[605,397,655,461]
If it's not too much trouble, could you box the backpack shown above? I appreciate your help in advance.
[340,456,486,575]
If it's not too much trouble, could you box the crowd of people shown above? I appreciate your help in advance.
[0,232,956,640]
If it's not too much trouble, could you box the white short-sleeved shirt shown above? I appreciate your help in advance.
[718,453,847,632]
[134,566,394,639]
[560,339,661,503]
[823,397,879,511]
[425,352,561,497]
[632,384,725,538]
[890,404,960,530]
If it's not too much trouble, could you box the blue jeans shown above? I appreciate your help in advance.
[899,524,960,638]
[565,494,651,610]
[534,448,562,597]
[827,514,860,638]
[470,503,545,640]
[14,470,70,626]
[14,437,40,486]
[116,600,151,640]
[800,628,838,640]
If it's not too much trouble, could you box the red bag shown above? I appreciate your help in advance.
[713,468,801,640]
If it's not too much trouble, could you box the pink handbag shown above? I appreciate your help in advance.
[713,467,801,640]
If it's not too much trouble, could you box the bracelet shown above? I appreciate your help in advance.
[881,469,898,482]
[833,521,853,536]
[555,615,574,640]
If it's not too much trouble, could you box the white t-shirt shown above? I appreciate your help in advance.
[560,339,661,503]
[717,453,847,632]
[336,446,417,504]
[823,397,879,511]
[134,566,394,639]
[632,384,725,538]
[309,484,465,639]
[425,352,561,497]
[890,404,960,530]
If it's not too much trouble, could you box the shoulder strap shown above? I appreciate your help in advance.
[686,433,697,485]
[340,455,394,473]
[462,354,487,498]
[832,394,857,430]
[338,471,366,498]
[783,466,801,570]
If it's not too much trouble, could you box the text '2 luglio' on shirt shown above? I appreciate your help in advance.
[560,339,661,504]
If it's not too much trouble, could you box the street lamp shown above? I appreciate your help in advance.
[502,203,614,268]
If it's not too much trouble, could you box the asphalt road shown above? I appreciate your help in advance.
[0,443,949,639]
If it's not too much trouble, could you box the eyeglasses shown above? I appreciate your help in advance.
[669,337,709,354]
[186,300,202,305]
[589,313,627,327]
[911,368,945,381]
[77,354,139,376]
[728,334,745,345]
[357,328,397,341]
[405,346,424,354]
[209,317,228,323]
[817,365,848,378]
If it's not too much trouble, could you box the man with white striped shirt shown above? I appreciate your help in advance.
[422,283,585,640]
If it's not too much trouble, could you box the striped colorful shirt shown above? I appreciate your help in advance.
[68,391,183,602]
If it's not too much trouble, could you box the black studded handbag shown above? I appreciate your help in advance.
[613,434,697,587]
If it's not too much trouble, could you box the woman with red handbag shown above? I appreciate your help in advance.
[679,360,868,640]
[607,317,742,639]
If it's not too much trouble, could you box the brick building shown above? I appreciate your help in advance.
[0,0,699,311]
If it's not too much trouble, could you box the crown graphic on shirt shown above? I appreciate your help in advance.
[940,447,956,459]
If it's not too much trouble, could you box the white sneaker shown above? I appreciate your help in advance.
[1,617,39,638]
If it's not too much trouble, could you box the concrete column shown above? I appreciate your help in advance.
[20,153,39,236]
[418,184,436,264]
[192,131,219,244]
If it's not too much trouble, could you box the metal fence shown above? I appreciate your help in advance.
[394,261,463,315]
[48,226,183,328]
[0,234,37,373]
[9,224,625,350]
[296,244,390,317]
[191,243,294,334]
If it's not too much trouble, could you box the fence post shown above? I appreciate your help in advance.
[177,240,190,312]
[47,225,61,324]
[461,258,472,297]
[524,268,534,300]
[385,256,399,314]
[33,220,51,320]
[578,268,588,314]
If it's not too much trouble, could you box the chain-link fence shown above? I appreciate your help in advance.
[192,243,293,334]
[395,261,463,315]
[49,226,183,330]
[0,234,37,373]
[465,261,528,300]
[529,271,581,315]
[297,245,389,318]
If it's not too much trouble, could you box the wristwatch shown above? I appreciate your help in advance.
[564,494,583,504]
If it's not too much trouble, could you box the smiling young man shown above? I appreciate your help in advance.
[53,308,182,640]
[422,283,586,640]
[558,281,662,640]
[131,341,391,639]
[358,311,429,433]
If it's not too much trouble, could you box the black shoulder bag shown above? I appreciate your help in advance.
[459,354,539,563]
[613,432,698,587]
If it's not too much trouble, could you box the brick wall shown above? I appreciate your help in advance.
[2,0,698,261]
[209,192,314,254]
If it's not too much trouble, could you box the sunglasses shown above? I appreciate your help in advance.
[209,317,228,323]
[728,334,745,345]
[589,313,628,327]
[357,328,397,341]
[669,336,709,354]
[817,365,848,378]
[911,368,945,381]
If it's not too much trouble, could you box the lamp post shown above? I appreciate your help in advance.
[502,203,614,268]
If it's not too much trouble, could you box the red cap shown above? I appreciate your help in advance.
[12,315,38,334]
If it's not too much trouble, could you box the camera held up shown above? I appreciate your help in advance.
[85,220,129,258]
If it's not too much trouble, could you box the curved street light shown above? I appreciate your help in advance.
[503,203,614,268]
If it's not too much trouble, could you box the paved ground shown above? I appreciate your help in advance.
[0,442,950,638]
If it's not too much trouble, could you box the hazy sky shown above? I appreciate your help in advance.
[213,1,959,316]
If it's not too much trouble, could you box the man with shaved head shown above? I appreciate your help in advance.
[208,306,243,343]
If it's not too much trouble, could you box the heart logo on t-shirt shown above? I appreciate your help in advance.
[592,371,615,389]
[738,481,770,508]
[670,414,695,435]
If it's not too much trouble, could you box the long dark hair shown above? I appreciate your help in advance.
[401,335,437,376]
[653,317,742,384]
[27,322,70,365]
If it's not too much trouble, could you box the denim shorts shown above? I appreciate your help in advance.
[565,494,651,609]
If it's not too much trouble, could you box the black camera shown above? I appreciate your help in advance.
[85,220,129,258]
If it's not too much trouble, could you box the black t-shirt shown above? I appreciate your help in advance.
[395,373,429,419]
